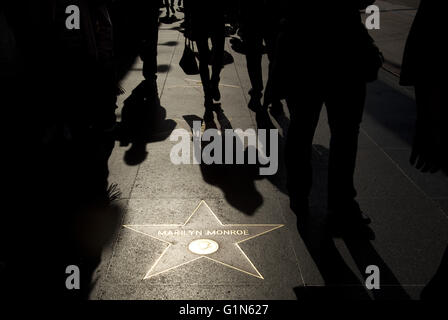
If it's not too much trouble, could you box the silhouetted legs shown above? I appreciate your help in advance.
[196,31,225,108]
[326,81,365,210]
[285,88,322,213]
[244,28,280,112]
[286,78,366,216]
[164,0,175,17]
[140,3,160,101]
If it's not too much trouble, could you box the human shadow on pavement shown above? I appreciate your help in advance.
[159,40,179,47]
[116,80,176,166]
[254,109,289,196]
[183,107,265,216]
[293,145,410,300]
[192,50,235,67]
[157,64,171,73]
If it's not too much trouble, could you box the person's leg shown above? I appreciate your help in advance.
[164,0,170,17]
[244,28,264,111]
[196,36,212,107]
[210,26,225,101]
[411,83,447,172]
[263,29,283,113]
[141,3,160,101]
[325,78,366,214]
[285,88,324,215]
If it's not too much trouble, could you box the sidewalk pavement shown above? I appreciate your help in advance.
[366,0,419,76]
[90,7,447,300]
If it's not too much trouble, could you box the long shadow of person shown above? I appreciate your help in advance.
[343,233,411,300]
[254,107,289,196]
[399,1,448,299]
[117,81,177,166]
[293,145,410,300]
[183,108,264,215]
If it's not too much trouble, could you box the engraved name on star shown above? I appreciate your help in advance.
[123,201,284,279]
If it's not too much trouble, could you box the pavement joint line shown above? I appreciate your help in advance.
[274,196,306,287]
[382,65,401,78]
[98,197,132,300]
[159,29,181,99]
[360,127,448,221]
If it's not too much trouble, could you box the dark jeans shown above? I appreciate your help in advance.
[111,1,160,82]
[286,77,366,210]
[243,26,277,102]
[139,4,160,81]
[196,31,225,99]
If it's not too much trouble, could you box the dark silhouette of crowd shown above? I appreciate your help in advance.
[0,0,446,300]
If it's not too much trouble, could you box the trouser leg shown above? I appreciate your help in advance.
[244,30,264,99]
[196,36,212,100]
[141,5,160,82]
[285,90,324,211]
[210,28,225,84]
[325,80,366,209]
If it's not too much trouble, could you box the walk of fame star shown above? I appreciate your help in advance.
[123,201,284,279]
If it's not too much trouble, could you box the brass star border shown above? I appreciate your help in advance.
[123,200,284,279]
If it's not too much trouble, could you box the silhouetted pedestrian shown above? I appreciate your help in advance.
[279,1,380,231]
[110,0,161,102]
[240,0,286,115]
[401,0,448,174]
[401,0,448,300]
[184,0,225,110]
